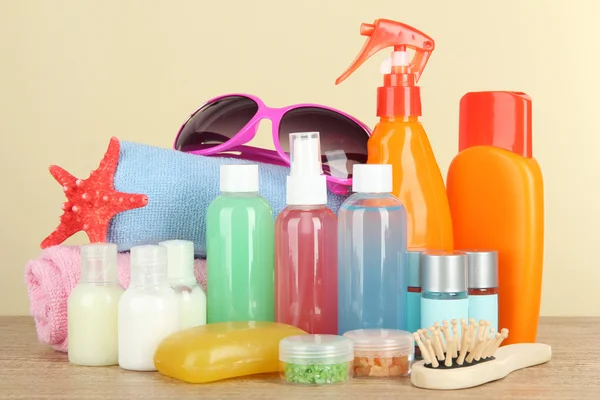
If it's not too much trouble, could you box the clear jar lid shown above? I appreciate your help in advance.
[279,334,354,363]
[343,329,414,356]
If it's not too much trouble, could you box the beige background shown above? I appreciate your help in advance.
[1,0,598,316]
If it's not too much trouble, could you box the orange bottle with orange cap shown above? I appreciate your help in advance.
[336,19,453,251]
[446,91,544,345]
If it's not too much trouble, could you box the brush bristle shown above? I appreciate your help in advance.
[413,319,509,369]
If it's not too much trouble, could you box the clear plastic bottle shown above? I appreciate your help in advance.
[275,132,338,335]
[118,245,179,371]
[159,239,206,329]
[68,243,123,366]
[206,164,275,323]
[337,164,407,334]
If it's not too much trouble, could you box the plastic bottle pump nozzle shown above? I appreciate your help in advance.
[335,19,435,118]
[286,132,327,206]
[290,132,322,177]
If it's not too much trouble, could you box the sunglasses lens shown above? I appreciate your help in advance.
[175,96,259,152]
[279,107,369,179]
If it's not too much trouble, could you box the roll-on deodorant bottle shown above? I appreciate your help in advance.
[406,251,423,335]
[420,251,469,333]
[465,250,499,332]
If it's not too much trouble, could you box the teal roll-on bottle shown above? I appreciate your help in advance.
[420,251,469,333]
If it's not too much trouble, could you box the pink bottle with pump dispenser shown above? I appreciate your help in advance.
[275,132,338,335]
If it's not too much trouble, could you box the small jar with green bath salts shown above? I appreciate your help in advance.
[279,334,354,385]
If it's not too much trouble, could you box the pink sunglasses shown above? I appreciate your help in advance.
[173,94,372,195]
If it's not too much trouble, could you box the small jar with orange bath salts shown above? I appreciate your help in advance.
[343,329,414,378]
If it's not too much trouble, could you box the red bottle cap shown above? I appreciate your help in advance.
[459,91,532,158]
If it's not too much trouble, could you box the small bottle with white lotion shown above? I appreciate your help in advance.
[465,250,499,332]
[420,251,469,336]
[118,245,179,371]
[159,239,206,329]
[68,243,123,366]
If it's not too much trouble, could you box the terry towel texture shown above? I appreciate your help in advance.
[108,141,348,256]
[24,245,207,352]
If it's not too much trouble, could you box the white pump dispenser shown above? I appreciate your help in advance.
[286,132,327,206]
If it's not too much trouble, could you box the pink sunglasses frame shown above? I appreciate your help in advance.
[173,93,372,195]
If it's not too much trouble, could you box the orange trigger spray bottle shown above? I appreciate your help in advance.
[336,19,453,251]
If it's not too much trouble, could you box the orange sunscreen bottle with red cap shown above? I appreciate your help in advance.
[446,91,544,345]
[336,19,453,251]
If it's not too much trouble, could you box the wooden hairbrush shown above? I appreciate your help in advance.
[410,318,552,390]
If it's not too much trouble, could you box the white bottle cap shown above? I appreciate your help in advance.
[220,164,259,193]
[79,243,118,283]
[286,132,327,205]
[130,245,168,287]
[159,239,197,287]
[352,164,393,193]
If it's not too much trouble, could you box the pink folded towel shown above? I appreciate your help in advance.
[24,245,207,352]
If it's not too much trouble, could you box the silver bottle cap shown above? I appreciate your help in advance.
[420,251,468,293]
[464,250,498,289]
[407,251,423,288]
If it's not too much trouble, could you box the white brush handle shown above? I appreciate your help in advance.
[411,343,552,390]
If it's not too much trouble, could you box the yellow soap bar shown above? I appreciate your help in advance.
[154,321,306,383]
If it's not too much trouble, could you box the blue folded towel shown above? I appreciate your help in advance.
[107,141,348,257]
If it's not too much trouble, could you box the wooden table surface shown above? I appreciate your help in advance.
[0,316,599,399]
